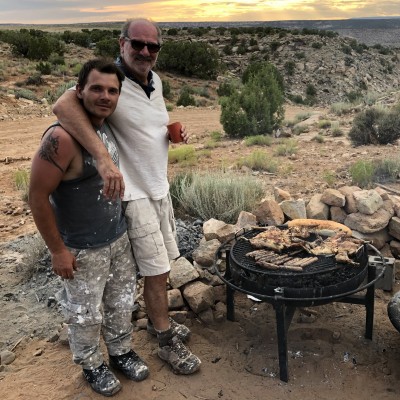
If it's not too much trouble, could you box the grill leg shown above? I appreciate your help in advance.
[274,300,296,382]
[365,264,376,339]
[224,249,235,321]
[226,285,235,321]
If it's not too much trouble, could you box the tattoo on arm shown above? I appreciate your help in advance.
[39,132,65,173]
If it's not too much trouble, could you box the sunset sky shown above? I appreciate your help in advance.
[0,1,399,25]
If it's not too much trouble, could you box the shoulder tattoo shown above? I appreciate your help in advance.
[39,130,65,173]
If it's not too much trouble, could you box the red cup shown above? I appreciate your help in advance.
[167,122,183,143]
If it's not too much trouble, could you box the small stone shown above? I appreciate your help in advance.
[332,331,341,341]
[0,350,16,365]
[33,348,43,356]
[382,367,392,375]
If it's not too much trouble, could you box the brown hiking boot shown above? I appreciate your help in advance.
[157,336,201,375]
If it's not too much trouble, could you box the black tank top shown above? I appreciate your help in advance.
[48,122,126,249]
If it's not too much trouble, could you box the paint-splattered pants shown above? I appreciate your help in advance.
[57,232,136,370]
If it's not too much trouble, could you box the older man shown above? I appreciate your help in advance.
[53,19,201,375]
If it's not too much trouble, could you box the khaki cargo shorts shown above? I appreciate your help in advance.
[123,194,180,276]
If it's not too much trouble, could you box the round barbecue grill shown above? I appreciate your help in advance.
[213,226,386,382]
[214,228,385,307]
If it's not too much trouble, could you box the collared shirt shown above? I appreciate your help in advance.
[115,56,155,98]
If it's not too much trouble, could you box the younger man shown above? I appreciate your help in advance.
[29,59,148,397]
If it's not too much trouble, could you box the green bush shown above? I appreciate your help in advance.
[14,88,37,101]
[95,39,120,58]
[162,79,172,99]
[168,145,197,165]
[244,135,272,146]
[169,170,264,223]
[349,107,400,146]
[349,160,376,187]
[237,150,278,172]
[177,86,196,107]
[220,62,284,138]
[157,41,220,79]
[44,80,76,103]
[36,61,52,75]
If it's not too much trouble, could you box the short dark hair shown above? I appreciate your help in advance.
[77,58,125,92]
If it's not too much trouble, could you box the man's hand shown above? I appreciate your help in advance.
[96,157,125,200]
[52,249,78,280]
[181,124,190,144]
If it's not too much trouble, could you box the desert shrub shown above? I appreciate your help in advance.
[220,62,284,138]
[14,168,30,201]
[169,170,264,223]
[349,160,376,187]
[330,102,354,116]
[157,41,220,79]
[331,121,344,137]
[294,112,311,123]
[275,138,298,156]
[292,125,308,135]
[4,29,65,61]
[284,61,296,76]
[95,39,119,58]
[311,41,323,49]
[36,61,52,75]
[346,90,362,103]
[25,74,45,86]
[177,86,196,107]
[14,88,37,101]
[312,134,325,143]
[244,135,272,146]
[162,79,172,99]
[288,94,304,104]
[44,80,76,103]
[318,120,331,129]
[237,150,278,172]
[322,170,336,186]
[210,131,223,141]
[349,107,400,146]
[168,145,197,165]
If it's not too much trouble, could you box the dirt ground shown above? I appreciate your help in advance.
[1,103,400,399]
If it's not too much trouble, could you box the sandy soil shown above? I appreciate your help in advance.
[1,104,400,399]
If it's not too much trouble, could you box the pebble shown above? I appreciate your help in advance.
[0,350,16,365]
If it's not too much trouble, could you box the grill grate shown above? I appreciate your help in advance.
[227,229,369,301]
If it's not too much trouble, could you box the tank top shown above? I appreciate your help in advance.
[48,122,126,249]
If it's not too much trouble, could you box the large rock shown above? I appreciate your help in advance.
[345,205,394,233]
[192,239,221,268]
[182,281,215,313]
[320,188,346,207]
[203,218,226,241]
[389,216,400,241]
[338,186,361,214]
[169,257,200,288]
[254,198,285,226]
[235,211,257,231]
[330,206,347,224]
[167,288,185,310]
[352,228,392,250]
[279,199,307,220]
[306,193,329,220]
[274,187,292,202]
[353,189,384,215]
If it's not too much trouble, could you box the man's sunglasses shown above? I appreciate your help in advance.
[124,38,161,53]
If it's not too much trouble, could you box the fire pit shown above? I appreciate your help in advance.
[214,227,386,382]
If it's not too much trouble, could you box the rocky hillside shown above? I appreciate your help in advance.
[1,25,400,117]
[162,27,400,106]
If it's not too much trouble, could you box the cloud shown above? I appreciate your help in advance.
[0,0,398,24]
